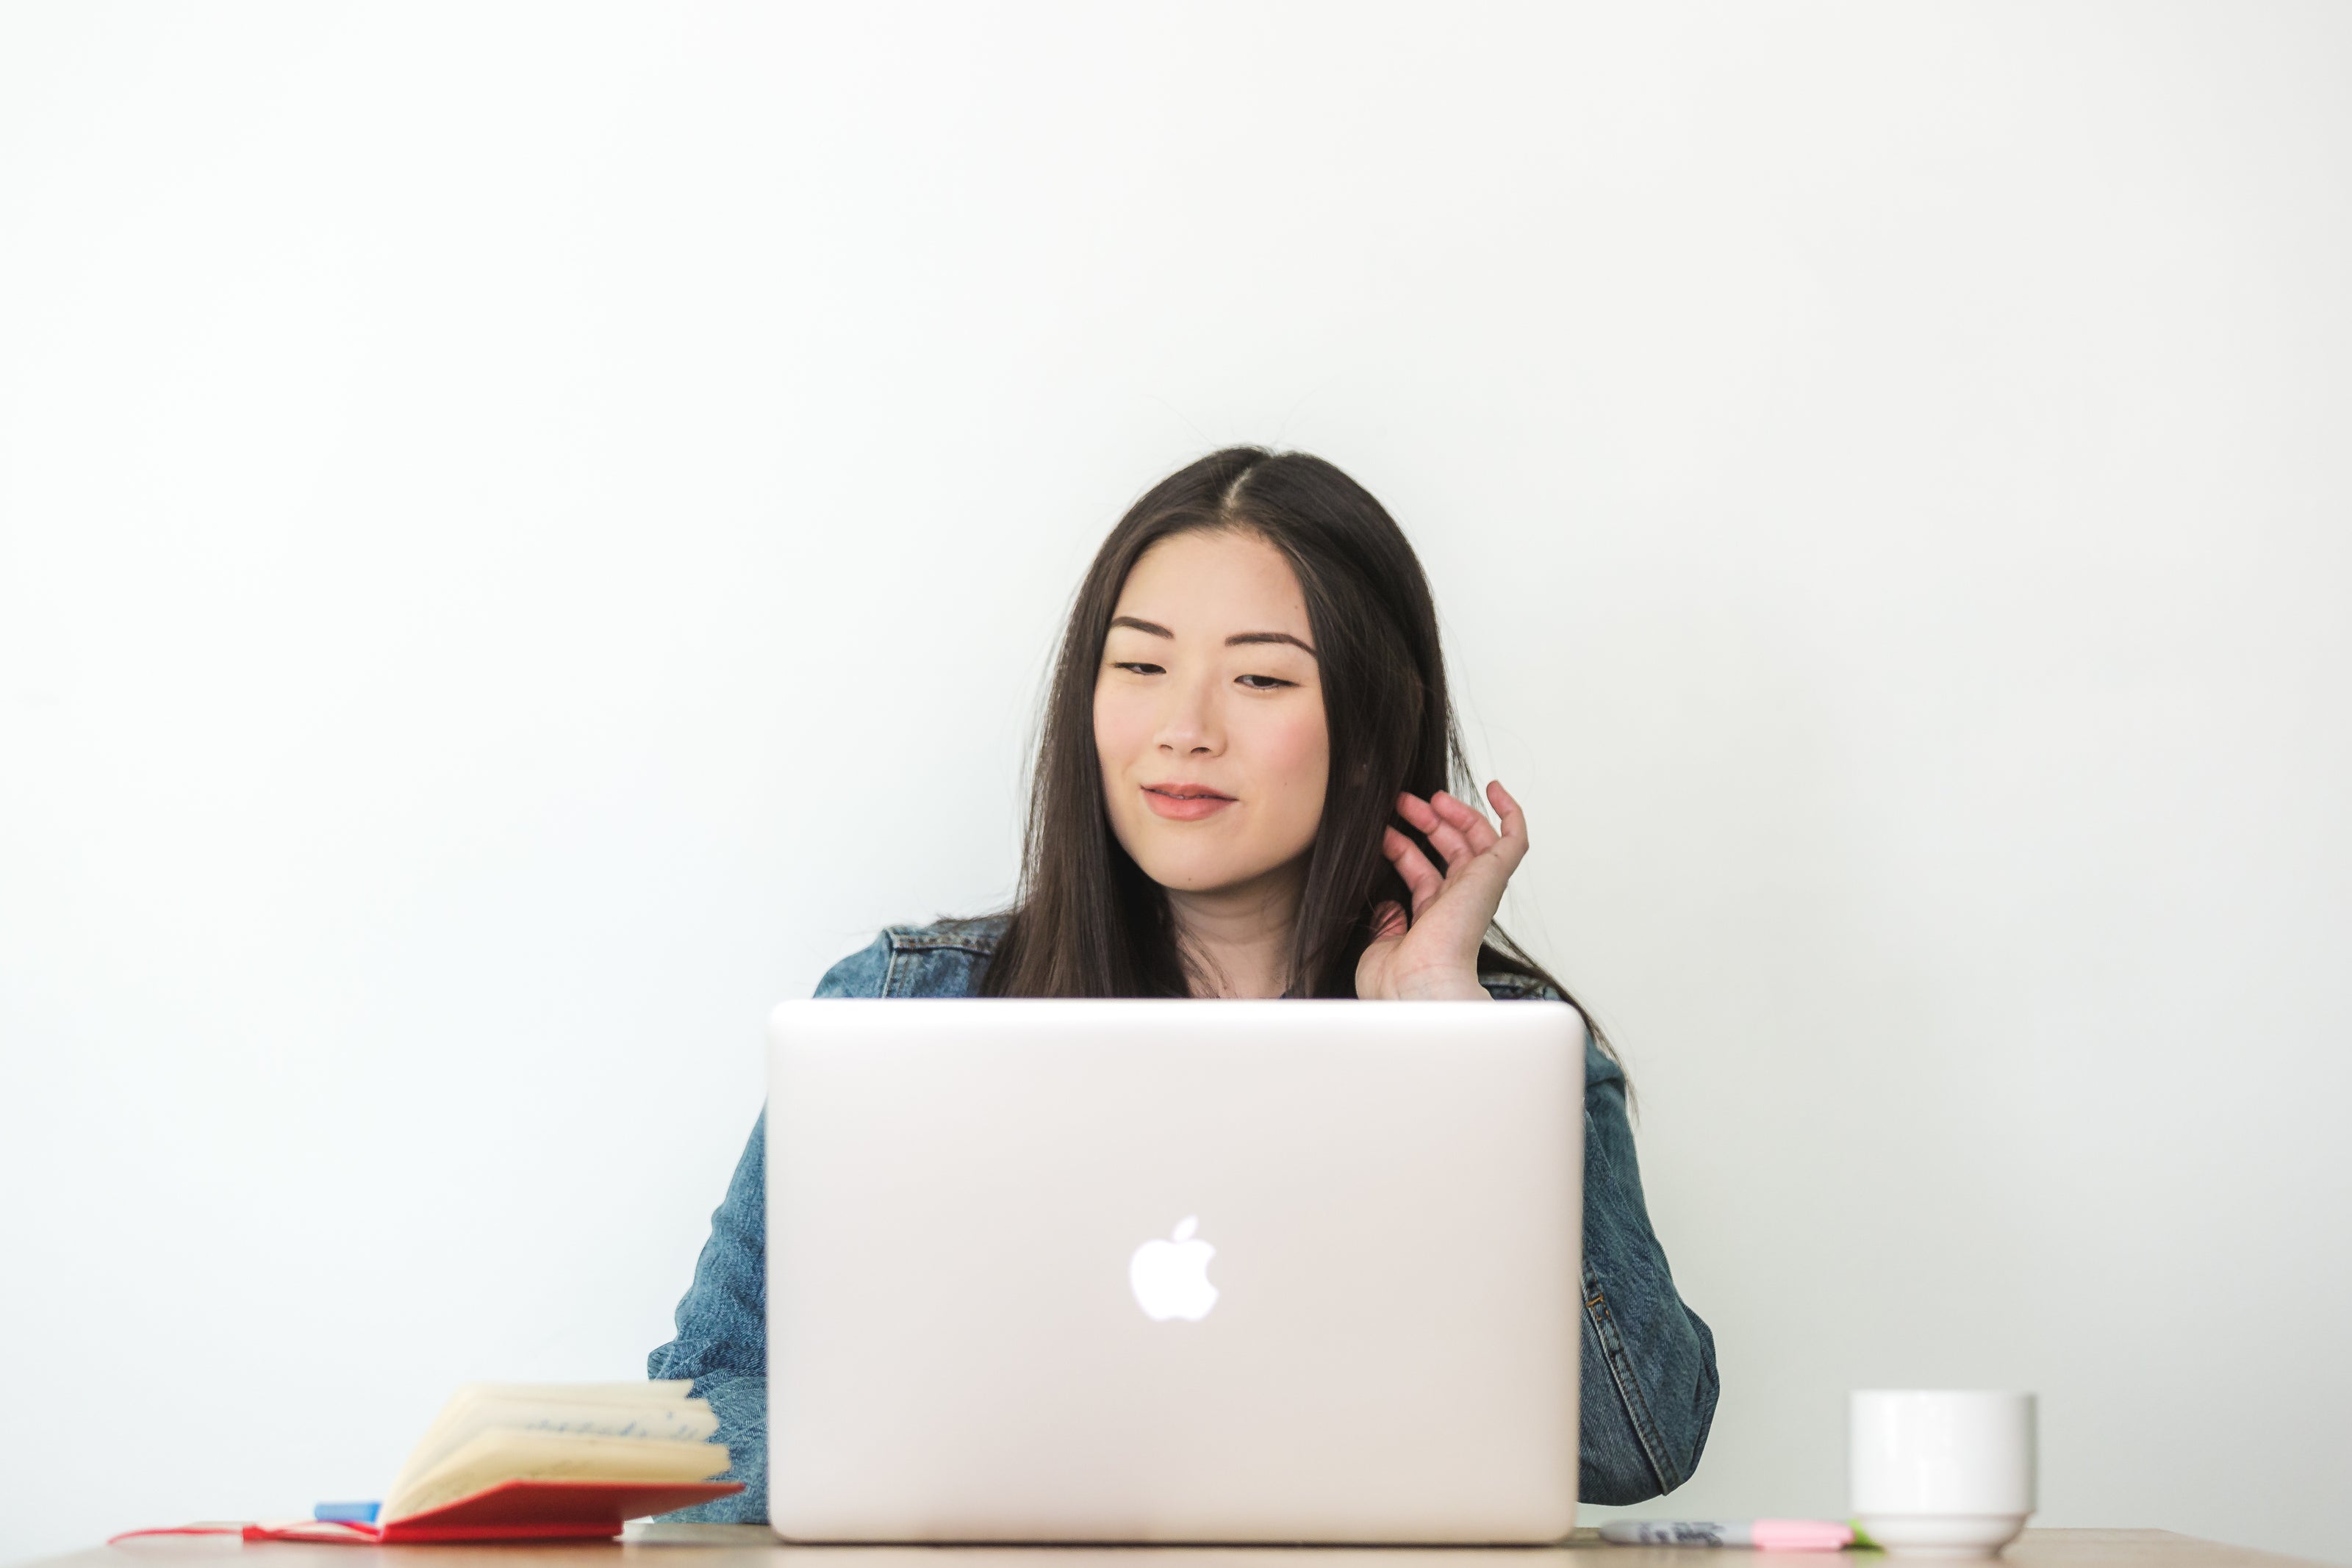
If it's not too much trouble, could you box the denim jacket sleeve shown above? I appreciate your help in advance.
[642,932,893,1522]
[650,927,1718,1520]
[1568,1019,1720,1501]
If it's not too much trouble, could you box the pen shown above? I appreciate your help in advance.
[1599,1520,1855,1550]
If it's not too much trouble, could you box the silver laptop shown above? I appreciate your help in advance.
[764,998,1586,1544]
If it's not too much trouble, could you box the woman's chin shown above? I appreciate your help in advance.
[1130,846,1304,899]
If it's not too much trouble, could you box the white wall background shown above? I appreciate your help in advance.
[4,4,2348,1564]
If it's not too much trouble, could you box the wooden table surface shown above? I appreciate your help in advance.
[32,1526,2326,1568]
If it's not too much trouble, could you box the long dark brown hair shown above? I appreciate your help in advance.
[982,446,1596,1032]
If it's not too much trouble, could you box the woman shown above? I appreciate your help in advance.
[649,447,1718,1512]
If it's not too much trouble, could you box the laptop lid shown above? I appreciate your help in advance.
[764,998,1585,1544]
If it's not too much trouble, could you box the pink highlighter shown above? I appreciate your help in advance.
[1599,1520,1857,1550]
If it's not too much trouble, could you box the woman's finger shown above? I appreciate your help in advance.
[1394,791,1441,834]
[1400,790,1480,871]
[1485,779,1530,868]
[1419,810,1479,873]
[1382,826,1446,916]
[1429,789,1499,857]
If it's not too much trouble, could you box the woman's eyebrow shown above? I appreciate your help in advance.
[1108,616,1316,658]
[1227,630,1317,658]
[1108,615,1174,638]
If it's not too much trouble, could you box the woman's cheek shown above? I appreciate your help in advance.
[1092,686,1147,777]
[1250,700,1330,849]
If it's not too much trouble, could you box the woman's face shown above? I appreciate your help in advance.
[1094,528,1329,896]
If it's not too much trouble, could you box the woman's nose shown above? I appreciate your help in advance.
[1155,675,1221,755]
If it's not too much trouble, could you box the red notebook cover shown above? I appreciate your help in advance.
[239,1478,746,1544]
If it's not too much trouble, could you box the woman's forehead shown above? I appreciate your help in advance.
[1112,528,1308,635]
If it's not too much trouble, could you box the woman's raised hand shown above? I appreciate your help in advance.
[1355,780,1529,1001]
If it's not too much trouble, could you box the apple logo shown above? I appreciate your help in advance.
[1128,1215,1219,1322]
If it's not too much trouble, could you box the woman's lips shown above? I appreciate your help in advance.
[1141,783,1236,821]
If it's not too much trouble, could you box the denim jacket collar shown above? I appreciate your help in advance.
[838,915,1557,1003]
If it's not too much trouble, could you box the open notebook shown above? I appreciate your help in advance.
[246,1381,740,1543]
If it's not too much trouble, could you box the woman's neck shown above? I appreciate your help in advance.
[1164,860,1308,999]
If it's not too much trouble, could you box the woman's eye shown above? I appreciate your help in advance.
[1112,661,1164,675]
[1236,674,1293,691]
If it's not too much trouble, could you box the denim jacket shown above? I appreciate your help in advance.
[648,916,1718,1516]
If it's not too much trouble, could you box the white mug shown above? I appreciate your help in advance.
[1849,1389,2037,1557]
